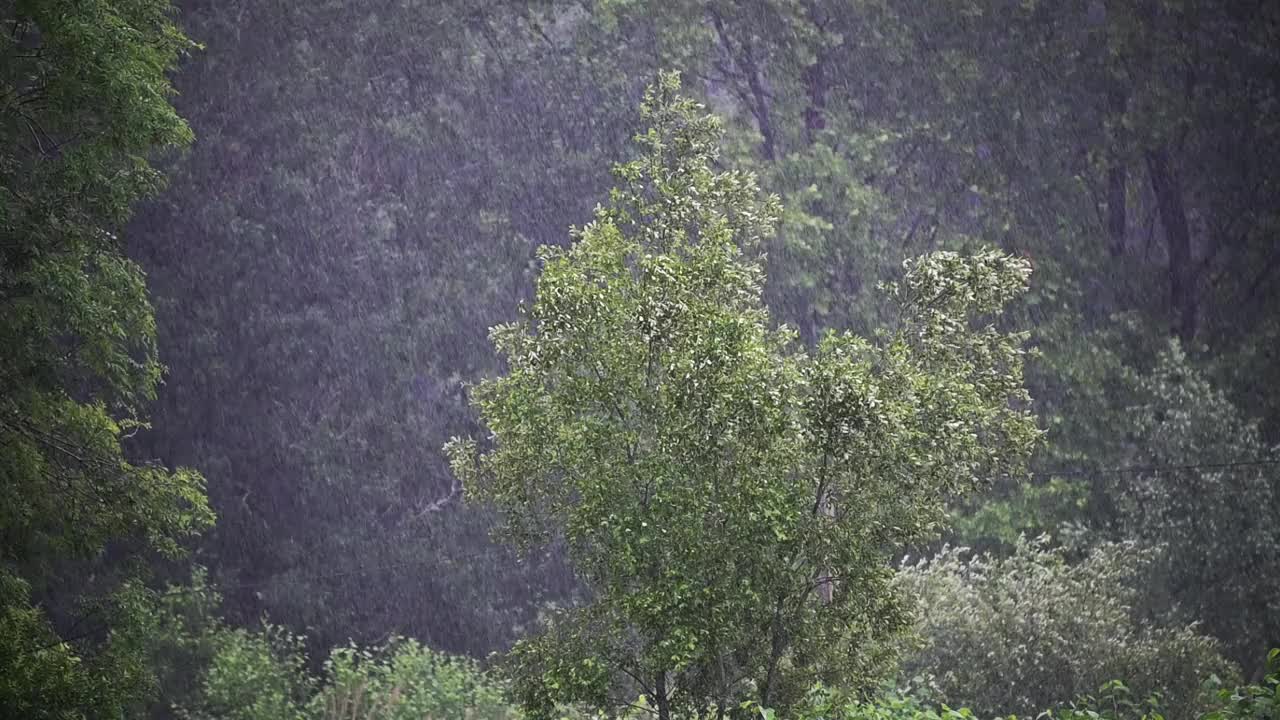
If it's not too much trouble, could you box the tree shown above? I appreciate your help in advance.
[0,1,213,715]
[446,73,1039,719]
[1110,344,1280,666]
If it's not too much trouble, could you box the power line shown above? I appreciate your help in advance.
[1025,457,1280,479]
[25,456,1277,661]
[149,458,1280,599]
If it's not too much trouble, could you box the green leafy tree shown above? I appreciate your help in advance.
[446,73,1038,720]
[1110,345,1280,665]
[0,0,213,716]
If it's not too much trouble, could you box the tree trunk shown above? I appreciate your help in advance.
[803,55,827,145]
[760,598,786,709]
[655,670,671,720]
[741,40,776,161]
[1107,162,1127,256]
[1104,46,1129,257]
[817,487,835,604]
[1145,145,1197,343]
[709,9,775,161]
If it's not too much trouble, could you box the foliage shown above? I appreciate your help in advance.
[117,0,1280,679]
[308,640,517,720]
[1051,681,1170,720]
[142,573,515,720]
[948,338,1280,670]
[0,573,114,720]
[756,682,1164,720]
[1112,345,1280,664]
[0,0,1273,717]
[446,72,1038,720]
[895,536,1235,720]
[750,651,1279,720]
[0,0,213,716]
[173,617,517,720]
[125,0,600,656]
[178,623,312,720]
[768,684,983,720]
[1,0,194,411]
[1045,651,1280,720]
[136,569,232,718]
[1200,649,1280,720]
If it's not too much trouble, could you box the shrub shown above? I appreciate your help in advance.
[310,639,517,720]
[895,536,1234,718]
[174,624,516,720]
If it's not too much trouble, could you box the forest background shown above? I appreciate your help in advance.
[2,1,1278,719]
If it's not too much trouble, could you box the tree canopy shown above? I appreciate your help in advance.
[1,1,212,716]
[447,73,1038,720]
[3,1,1278,718]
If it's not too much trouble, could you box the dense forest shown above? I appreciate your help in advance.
[2,1,1279,718]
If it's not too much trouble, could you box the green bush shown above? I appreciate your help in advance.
[755,650,1277,720]
[1046,651,1279,720]
[895,537,1234,718]
[178,623,312,720]
[777,685,982,720]
[310,639,516,720]
[173,620,517,720]
[1199,649,1279,720]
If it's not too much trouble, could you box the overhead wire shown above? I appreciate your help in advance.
[1024,457,1280,479]
[148,456,1280,599]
